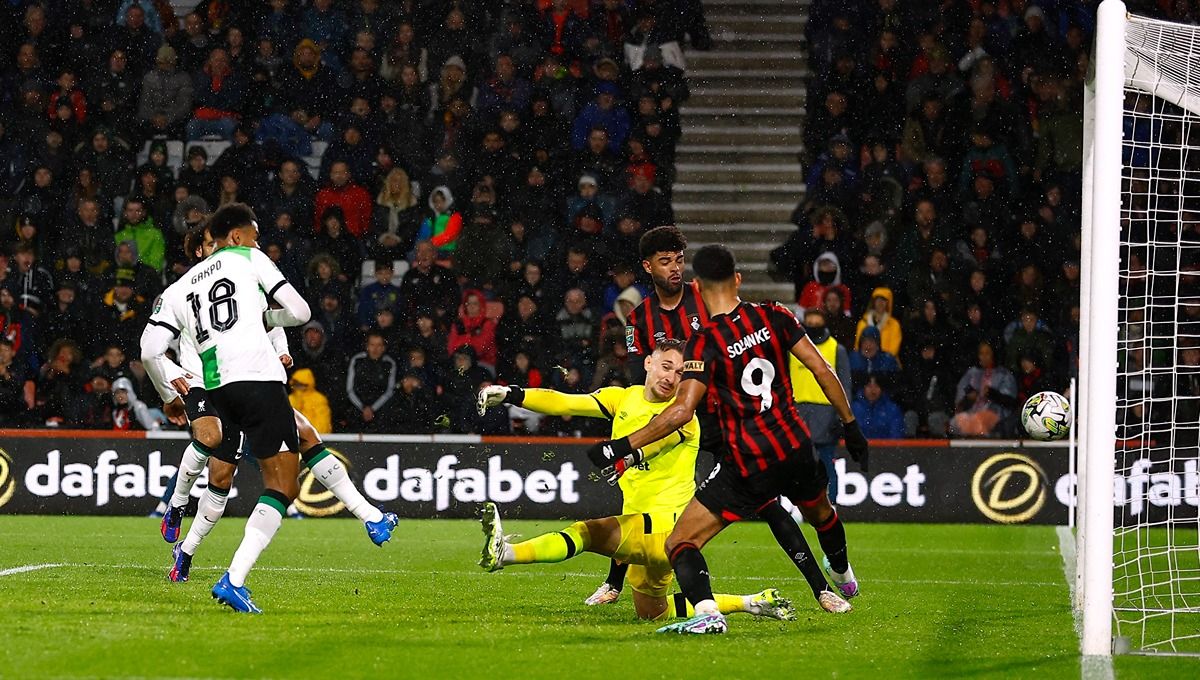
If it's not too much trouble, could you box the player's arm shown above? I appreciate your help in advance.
[139,320,188,404]
[791,333,870,471]
[585,377,705,473]
[268,326,292,367]
[476,385,618,419]
[253,249,311,327]
[635,413,698,461]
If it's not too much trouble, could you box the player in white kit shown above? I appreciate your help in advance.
[140,203,312,613]
[142,228,399,587]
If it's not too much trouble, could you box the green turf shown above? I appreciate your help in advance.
[0,517,1195,679]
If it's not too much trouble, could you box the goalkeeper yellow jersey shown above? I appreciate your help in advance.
[521,386,699,515]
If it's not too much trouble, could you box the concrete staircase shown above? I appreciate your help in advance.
[676,0,809,302]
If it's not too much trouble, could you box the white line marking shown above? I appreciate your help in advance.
[1058,525,1114,680]
[0,563,65,577]
[3,562,1065,588]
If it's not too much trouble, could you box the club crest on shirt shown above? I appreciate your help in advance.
[153,296,162,314]
[625,325,636,352]
[690,315,700,330]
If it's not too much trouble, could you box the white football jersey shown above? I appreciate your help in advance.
[149,246,290,389]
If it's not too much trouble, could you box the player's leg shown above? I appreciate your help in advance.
[758,499,848,611]
[664,590,797,622]
[212,383,300,613]
[786,447,858,599]
[293,410,397,544]
[657,498,729,633]
[585,559,628,606]
[161,401,222,542]
[479,501,618,571]
[170,433,240,582]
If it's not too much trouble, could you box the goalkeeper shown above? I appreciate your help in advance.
[476,338,824,622]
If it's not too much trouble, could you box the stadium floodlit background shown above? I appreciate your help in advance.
[1,0,1199,677]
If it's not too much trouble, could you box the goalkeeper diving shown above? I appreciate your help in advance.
[476,338,824,622]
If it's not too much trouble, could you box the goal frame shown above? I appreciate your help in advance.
[1077,0,1123,659]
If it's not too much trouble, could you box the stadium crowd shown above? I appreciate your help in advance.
[0,0,710,435]
[0,0,1193,438]
[777,0,1198,439]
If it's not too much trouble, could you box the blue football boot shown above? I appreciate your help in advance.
[211,572,262,613]
[160,505,185,543]
[365,511,399,546]
[168,542,191,583]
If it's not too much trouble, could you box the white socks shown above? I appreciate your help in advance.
[171,442,210,508]
[181,486,229,556]
[227,498,284,588]
[308,452,383,523]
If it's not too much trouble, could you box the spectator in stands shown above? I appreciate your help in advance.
[850,326,900,394]
[138,45,193,139]
[357,260,401,330]
[855,287,902,356]
[900,338,956,437]
[314,161,372,237]
[289,367,333,434]
[852,376,906,439]
[951,341,1018,437]
[823,288,858,350]
[902,93,958,169]
[113,199,165,273]
[618,165,672,229]
[36,338,85,426]
[98,271,147,355]
[893,198,949,276]
[556,287,597,365]
[178,145,218,204]
[448,289,498,369]
[0,286,37,369]
[279,38,343,126]
[256,159,315,233]
[392,369,436,434]
[478,53,532,120]
[346,331,398,432]
[1005,308,1057,375]
[0,336,34,426]
[415,186,463,260]
[76,128,132,200]
[371,167,421,259]
[399,241,459,323]
[798,252,852,314]
[571,82,630,154]
[213,124,266,194]
[186,48,245,140]
[112,3,161,79]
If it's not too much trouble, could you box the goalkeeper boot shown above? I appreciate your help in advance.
[817,589,852,614]
[478,502,508,572]
[823,557,859,598]
[161,504,185,543]
[746,588,796,621]
[584,582,621,606]
[168,542,192,583]
[656,612,728,635]
[212,572,262,614]
[365,511,399,546]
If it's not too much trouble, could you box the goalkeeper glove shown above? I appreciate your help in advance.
[476,385,525,415]
[600,449,646,486]
[843,419,870,472]
[585,436,633,469]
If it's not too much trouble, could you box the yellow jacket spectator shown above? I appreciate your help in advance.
[854,287,902,358]
[288,368,332,434]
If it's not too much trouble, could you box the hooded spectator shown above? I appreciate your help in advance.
[289,367,333,434]
[416,185,463,259]
[799,252,853,314]
[448,289,499,368]
[855,287,902,357]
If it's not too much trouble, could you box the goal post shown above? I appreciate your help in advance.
[1079,0,1122,658]
[1081,0,1200,657]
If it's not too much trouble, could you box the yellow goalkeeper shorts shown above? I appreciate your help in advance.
[613,510,677,598]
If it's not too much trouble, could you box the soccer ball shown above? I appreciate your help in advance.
[1020,391,1072,441]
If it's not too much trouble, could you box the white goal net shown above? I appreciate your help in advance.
[1084,3,1200,657]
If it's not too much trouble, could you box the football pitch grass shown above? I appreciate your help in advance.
[1,517,1197,679]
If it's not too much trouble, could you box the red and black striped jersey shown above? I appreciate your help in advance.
[625,281,710,354]
[682,300,812,477]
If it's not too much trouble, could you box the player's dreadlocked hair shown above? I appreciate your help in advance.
[182,227,207,265]
[692,245,736,284]
[653,337,687,356]
[206,202,257,240]
[638,225,687,260]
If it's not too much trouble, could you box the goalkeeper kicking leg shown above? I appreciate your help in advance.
[168,410,398,581]
[477,502,795,622]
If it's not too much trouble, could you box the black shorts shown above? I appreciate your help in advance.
[696,444,829,523]
[183,387,243,464]
[697,410,727,461]
[207,381,298,460]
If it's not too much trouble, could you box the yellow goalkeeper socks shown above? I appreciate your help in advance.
[672,592,747,617]
[511,521,591,564]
